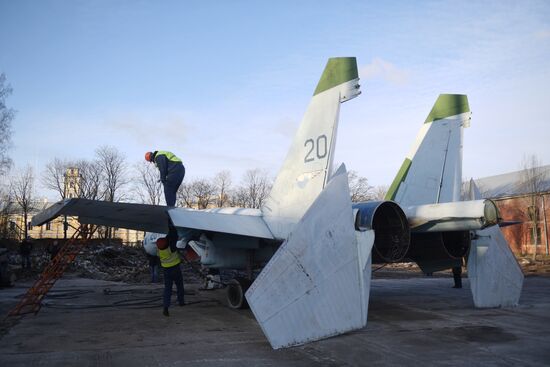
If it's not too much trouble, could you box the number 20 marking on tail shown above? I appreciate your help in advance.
[304,135,328,162]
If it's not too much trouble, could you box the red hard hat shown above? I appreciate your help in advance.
[145,151,153,162]
[156,237,168,250]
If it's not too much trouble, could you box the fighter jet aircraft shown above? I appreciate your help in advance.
[32,58,523,349]
[380,93,524,310]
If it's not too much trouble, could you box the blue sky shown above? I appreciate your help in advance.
[1,0,549,199]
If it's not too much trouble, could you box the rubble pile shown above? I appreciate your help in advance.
[4,240,204,284]
[70,242,204,283]
[519,255,550,274]
[70,243,150,282]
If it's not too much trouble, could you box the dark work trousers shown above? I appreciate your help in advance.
[150,263,159,283]
[163,264,185,309]
[163,167,185,207]
[452,266,462,288]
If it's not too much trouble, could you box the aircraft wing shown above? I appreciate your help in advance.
[31,199,171,234]
[31,198,275,239]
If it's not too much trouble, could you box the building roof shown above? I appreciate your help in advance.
[471,165,550,199]
[1,199,52,215]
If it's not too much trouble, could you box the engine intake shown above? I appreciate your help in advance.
[353,201,410,263]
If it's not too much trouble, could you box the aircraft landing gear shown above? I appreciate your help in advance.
[226,277,252,309]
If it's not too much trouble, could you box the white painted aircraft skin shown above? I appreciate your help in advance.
[247,164,374,349]
[404,199,499,232]
[464,163,524,307]
[261,77,360,239]
[394,110,471,206]
[389,94,524,310]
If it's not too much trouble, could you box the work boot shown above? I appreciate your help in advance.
[163,308,169,317]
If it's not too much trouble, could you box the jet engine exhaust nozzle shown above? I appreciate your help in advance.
[353,201,410,263]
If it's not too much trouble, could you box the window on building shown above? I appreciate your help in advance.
[529,227,542,245]
[27,221,33,231]
[46,221,51,230]
[9,221,15,231]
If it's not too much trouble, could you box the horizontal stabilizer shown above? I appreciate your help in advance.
[247,164,373,349]
[169,208,273,239]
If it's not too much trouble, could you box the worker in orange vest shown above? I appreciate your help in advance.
[156,230,185,316]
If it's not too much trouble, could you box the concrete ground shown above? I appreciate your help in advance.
[0,274,549,366]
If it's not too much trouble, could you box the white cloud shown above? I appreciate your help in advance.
[106,111,190,146]
[535,29,550,39]
[359,58,410,85]
[272,117,298,138]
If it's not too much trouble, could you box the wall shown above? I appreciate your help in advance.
[495,192,550,255]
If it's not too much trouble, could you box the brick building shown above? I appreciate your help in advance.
[471,165,550,256]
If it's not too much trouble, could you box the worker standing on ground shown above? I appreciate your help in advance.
[20,237,32,270]
[146,250,160,283]
[145,150,185,207]
[47,240,60,261]
[156,228,185,316]
[452,265,462,288]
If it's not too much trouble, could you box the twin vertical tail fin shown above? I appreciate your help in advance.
[261,57,361,239]
[385,94,471,206]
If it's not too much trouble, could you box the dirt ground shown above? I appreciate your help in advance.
[1,243,549,366]
[0,273,549,366]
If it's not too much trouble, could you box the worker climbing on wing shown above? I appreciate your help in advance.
[156,227,185,317]
[145,150,185,207]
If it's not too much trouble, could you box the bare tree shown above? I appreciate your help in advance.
[177,182,195,208]
[521,155,548,258]
[134,161,163,205]
[214,170,232,207]
[42,158,72,199]
[229,186,249,208]
[191,178,217,209]
[0,73,15,176]
[11,166,35,239]
[0,191,15,239]
[241,169,272,209]
[74,159,105,239]
[76,159,103,201]
[373,185,389,201]
[42,158,79,238]
[96,145,128,202]
[348,170,374,202]
[95,146,128,239]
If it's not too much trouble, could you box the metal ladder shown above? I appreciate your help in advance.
[7,227,92,316]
